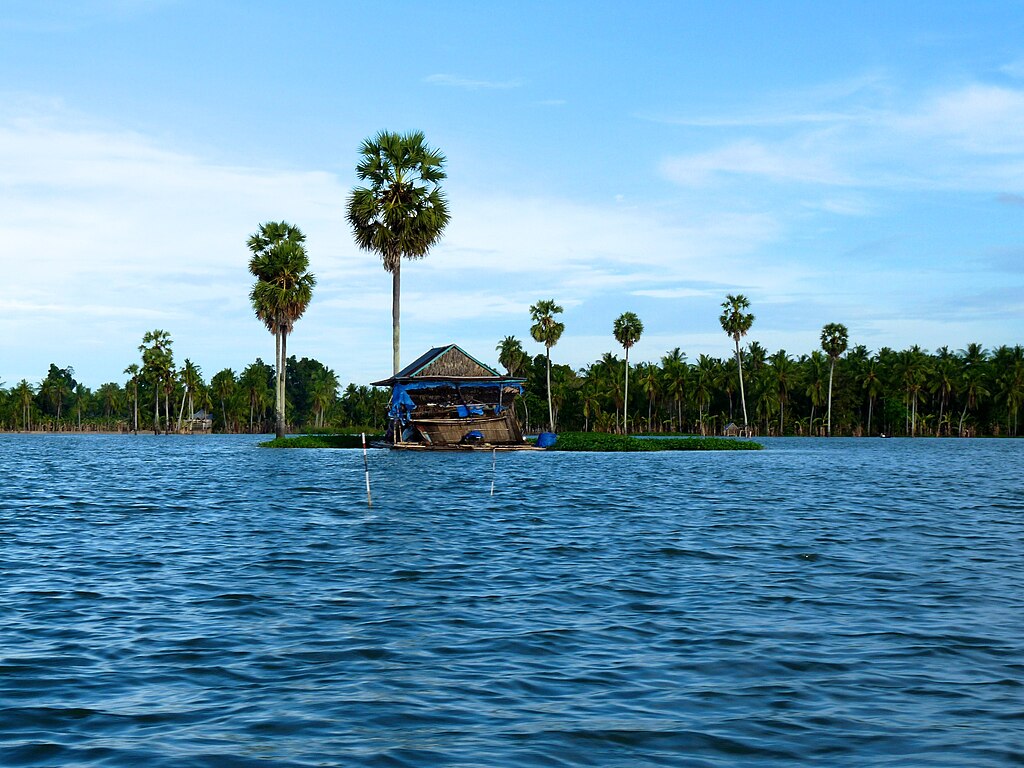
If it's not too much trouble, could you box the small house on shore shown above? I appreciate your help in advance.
[371,344,530,450]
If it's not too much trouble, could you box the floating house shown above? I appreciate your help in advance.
[371,344,532,450]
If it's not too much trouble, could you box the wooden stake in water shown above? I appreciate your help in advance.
[361,432,372,508]
[490,448,497,497]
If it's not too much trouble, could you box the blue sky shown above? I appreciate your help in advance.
[2,0,1023,388]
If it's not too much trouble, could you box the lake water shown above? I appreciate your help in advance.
[1,435,1022,766]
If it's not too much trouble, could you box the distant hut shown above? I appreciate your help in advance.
[722,421,742,437]
[371,344,531,450]
[183,409,214,433]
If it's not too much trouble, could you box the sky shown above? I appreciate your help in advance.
[1,0,1023,388]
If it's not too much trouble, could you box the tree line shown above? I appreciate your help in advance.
[0,347,387,434]
[500,297,1023,438]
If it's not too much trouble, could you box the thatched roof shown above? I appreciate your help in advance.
[371,344,513,386]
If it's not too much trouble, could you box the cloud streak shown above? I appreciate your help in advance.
[424,74,522,90]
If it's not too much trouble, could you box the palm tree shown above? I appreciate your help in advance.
[211,369,237,432]
[248,222,317,439]
[820,323,849,436]
[661,348,688,431]
[139,330,173,432]
[860,358,883,436]
[496,336,528,377]
[176,359,203,431]
[612,311,644,434]
[347,131,450,374]
[719,294,754,430]
[309,367,339,429]
[124,364,140,433]
[638,363,662,432]
[16,379,34,430]
[769,350,794,436]
[804,352,827,435]
[693,354,717,435]
[530,299,565,432]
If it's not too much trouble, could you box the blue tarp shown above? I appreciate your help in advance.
[388,380,523,423]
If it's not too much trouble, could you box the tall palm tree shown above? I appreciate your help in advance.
[693,354,717,435]
[661,348,687,432]
[16,379,34,431]
[139,330,173,433]
[638,363,662,432]
[820,322,849,436]
[347,131,450,374]
[248,222,317,439]
[860,358,883,436]
[530,299,565,432]
[804,352,827,435]
[719,294,754,430]
[124,364,140,433]
[612,311,644,434]
[769,350,794,435]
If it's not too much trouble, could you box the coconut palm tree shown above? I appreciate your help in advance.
[248,223,317,439]
[719,294,754,430]
[804,352,827,435]
[139,330,173,432]
[661,348,688,431]
[530,299,565,432]
[860,358,883,436]
[309,367,339,429]
[769,350,794,436]
[612,311,644,434]
[16,379,34,430]
[124,364,140,433]
[820,323,849,436]
[347,131,450,374]
[638,363,662,432]
[496,336,528,377]
[211,369,236,432]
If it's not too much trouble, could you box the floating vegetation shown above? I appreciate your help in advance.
[260,434,384,449]
[544,432,762,452]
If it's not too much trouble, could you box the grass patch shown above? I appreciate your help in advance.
[260,434,384,449]
[545,432,762,452]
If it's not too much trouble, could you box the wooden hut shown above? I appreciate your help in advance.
[371,344,533,450]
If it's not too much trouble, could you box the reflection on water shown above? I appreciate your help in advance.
[1,435,1022,766]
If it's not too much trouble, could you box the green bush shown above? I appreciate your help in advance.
[260,433,384,449]
[546,432,762,452]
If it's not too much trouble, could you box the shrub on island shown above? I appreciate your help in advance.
[543,432,762,451]
[260,434,384,449]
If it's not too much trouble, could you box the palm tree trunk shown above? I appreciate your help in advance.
[623,348,630,435]
[277,327,288,439]
[545,347,554,431]
[392,263,401,375]
[735,339,748,428]
[867,397,873,436]
[826,360,835,436]
[177,389,187,432]
[154,387,160,433]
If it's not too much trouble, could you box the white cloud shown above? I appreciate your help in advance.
[660,139,851,187]
[424,74,522,90]
[659,80,1024,193]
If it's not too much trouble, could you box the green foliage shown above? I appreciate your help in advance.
[545,432,762,451]
[260,434,385,449]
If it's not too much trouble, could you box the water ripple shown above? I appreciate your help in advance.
[0,434,1022,766]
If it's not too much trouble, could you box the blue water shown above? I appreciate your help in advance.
[1,435,1022,767]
